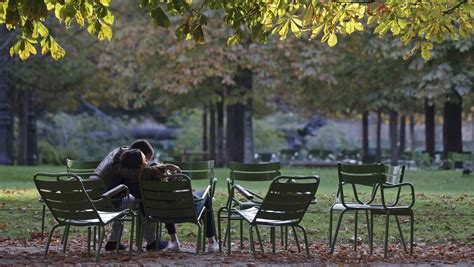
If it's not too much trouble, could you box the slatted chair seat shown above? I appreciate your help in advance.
[331,203,385,210]
[237,207,300,225]
[63,211,126,225]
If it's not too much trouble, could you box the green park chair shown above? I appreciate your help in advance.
[234,176,320,258]
[217,161,281,254]
[329,163,385,255]
[40,159,102,238]
[34,172,135,262]
[448,152,473,169]
[138,174,210,254]
[370,165,415,258]
[161,160,217,250]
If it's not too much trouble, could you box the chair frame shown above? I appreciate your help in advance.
[138,174,210,254]
[217,161,281,254]
[34,172,135,262]
[235,175,320,258]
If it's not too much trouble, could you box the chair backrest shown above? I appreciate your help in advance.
[66,159,101,175]
[229,161,281,182]
[254,176,319,225]
[337,163,385,205]
[34,173,103,224]
[384,165,405,184]
[165,160,214,180]
[139,174,197,224]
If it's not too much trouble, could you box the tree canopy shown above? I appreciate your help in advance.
[1,0,472,61]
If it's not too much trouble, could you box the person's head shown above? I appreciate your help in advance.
[130,139,154,161]
[120,149,147,169]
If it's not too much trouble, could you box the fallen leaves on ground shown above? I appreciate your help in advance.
[0,235,472,266]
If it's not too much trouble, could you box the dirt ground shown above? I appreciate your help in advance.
[0,236,472,266]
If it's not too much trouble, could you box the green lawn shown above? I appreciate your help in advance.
[0,165,473,247]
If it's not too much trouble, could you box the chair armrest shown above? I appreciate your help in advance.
[380,182,415,209]
[101,184,129,200]
[194,185,211,203]
[235,184,254,200]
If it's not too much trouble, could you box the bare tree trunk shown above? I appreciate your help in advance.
[399,114,406,155]
[26,90,37,165]
[443,98,463,158]
[18,90,28,165]
[243,96,254,163]
[425,99,435,158]
[409,114,416,152]
[202,107,208,158]
[389,110,399,165]
[362,111,369,161]
[226,95,245,163]
[376,110,382,162]
[0,26,14,165]
[216,90,225,167]
[209,105,216,161]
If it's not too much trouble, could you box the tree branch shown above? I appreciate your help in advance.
[443,0,467,14]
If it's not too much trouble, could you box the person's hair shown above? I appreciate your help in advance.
[120,149,145,169]
[130,139,154,159]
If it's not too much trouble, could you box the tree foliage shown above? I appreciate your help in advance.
[1,0,472,61]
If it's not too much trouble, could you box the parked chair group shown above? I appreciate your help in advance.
[34,158,415,261]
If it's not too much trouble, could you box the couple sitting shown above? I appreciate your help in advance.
[93,139,219,253]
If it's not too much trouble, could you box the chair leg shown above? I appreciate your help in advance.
[395,215,407,253]
[87,227,92,256]
[328,208,334,248]
[370,212,374,255]
[61,225,69,245]
[291,226,300,253]
[296,225,311,258]
[41,205,46,240]
[129,213,135,259]
[365,210,371,246]
[227,210,232,255]
[62,225,70,253]
[202,215,207,252]
[217,207,224,252]
[196,223,202,255]
[249,225,256,259]
[44,224,61,258]
[330,210,346,254]
[384,214,390,259]
[138,222,145,254]
[239,219,244,249]
[410,213,414,254]
[270,227,276,254]
[284,226,288,250]
[255,225,264,253]
[280,226,284,246]
[93,227,97,251]
[96,225,106,262]
[354,210,358,251]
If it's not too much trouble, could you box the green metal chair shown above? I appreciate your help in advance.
[138,174,210,254]
[370,165,415,258]
[329,163,385,255]
[217,161,281,254]
[235,176,320,258]
[39,159,102,238]
[160,160,217,251]
[34,172,135,262]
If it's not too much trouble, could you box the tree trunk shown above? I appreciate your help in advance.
[389,110,399,165]
[202,107,208,158]
[409,114,416,152]
[362,111,369,160]
[0,27,14,165]
[18,90,28,165]
[443,98,463,158]
[209,105,216,161]
[226,96,245,163]
[216,90,225,167]
[376,111,382,162]
[26,90,37,165]
[399,114,406,155]
[425,99,435,158]
[243,95,254,163]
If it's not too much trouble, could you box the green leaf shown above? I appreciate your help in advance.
[99,0,110,7]
[328,32,337,47]
[50,36,65,60]
[98,22,112,41]
[309,24,324,40]
[37,21,49,37]
[421,41,433,60]
[150,7,170,28]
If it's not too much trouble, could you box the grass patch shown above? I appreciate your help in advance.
[0,165,472,246]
